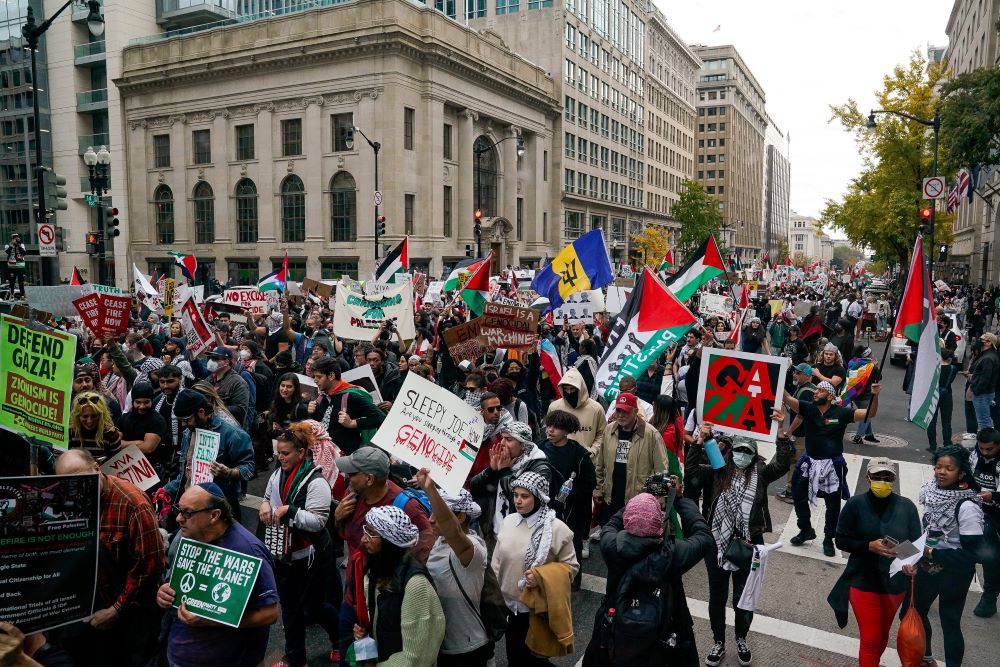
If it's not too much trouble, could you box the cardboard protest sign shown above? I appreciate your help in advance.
[100,445,160,491]
[478,302,538,350]
[0,316,74,449]
[699,292,733,319]
[180,297,214,358]
[441,317,487,363]
[342,364,384,405]
[552,289,605,324]
[333,281,415,341]
[72,293,103,334]
[25,285,90,318]
[223,287,267,316]
[768,299,784,318]
[191,429,221,485]
[169,537,263,628]
[300,278,333,299]
[370,373,485,495]
[0,473,100,632]
[605,285,631,315]
[696,348,787,443]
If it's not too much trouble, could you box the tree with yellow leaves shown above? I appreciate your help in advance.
[629,225,670,269]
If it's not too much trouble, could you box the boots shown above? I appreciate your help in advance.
[974,592,998,618]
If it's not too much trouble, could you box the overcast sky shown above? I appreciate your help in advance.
[656,0,952,233]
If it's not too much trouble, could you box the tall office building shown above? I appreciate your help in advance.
[944,0,1000,286]
[763,115,790,260]
[692,44,767,259]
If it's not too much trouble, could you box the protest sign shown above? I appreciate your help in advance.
[102,295,131,336]
[699,292,734,319]
[191,429,221,485]
[746,280,760,299]
[768,299,784,318]
[696,348,786,443]
[441,317,487,363]
[295,374,318,402]
[25,285,90,318]
[370,373,485,495]
[100,445,160,491]
[552,289,606,324]
[425,281,444,305]
[90,283,125,296]
[0,316,74,449]
[0,473,99,633]
[342,364,384,405]
[605,286,631,315]
[478,302,538,350]
[168,537,262,628]
[174,284,205,312]
[333,281,415,340]
[72,293,103,333]
[162,279,176,316]
[180,296,214,357]
[223,287,268,316]
[300,278,333,299]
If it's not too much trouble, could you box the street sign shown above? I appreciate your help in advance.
[84,194,99,208]
[922,176,945,200]
[37,222,56,256]
[373,190,382,206]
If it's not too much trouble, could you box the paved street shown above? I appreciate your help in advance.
[244,339,995,666]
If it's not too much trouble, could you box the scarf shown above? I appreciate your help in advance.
[155,393,179,450]
[918,478,978,537]
[267,459,316,554]
[482,407,513,443]
[303,419,341,486]
[352,550,370,628]
[518,506,556,590]
[711,465,759,571]
[319,380,363,432]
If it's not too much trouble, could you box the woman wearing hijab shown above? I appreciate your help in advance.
[491,471,578,666]
[353,506,445,667]
[907,446,987,667]
[828,458,921,667]
[412,468,493,666]
[259,423,337,667]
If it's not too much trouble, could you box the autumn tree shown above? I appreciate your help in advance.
[629,225,670,269]
[673,179,722,259]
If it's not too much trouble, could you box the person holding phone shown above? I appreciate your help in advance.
[827,458,921,667]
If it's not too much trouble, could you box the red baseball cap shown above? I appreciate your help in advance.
[614,392,638,413]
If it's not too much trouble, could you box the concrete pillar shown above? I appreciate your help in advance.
[211,113,230,243]
[169,120,189,243]
[457,109,477,247]
[257,106,276,243]
[304,99,324,244]
[502,125,519,224]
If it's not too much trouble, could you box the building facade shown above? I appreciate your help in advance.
[763,115,790,261]
[789,210,832,266]
[944,0,1000,286]
[115,0,559,284]
[692,44,767,258]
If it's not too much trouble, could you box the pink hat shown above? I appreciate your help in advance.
[623,493,663,538]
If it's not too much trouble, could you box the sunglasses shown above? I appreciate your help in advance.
[361,525,381,541]
[75,395,101,407]
[483,405,501,413]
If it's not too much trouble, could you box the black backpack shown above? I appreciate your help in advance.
[601,562,675,663]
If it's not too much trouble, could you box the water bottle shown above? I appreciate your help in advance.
[926,529,943,550]
[556,472,576,505]
[704,437,726,469]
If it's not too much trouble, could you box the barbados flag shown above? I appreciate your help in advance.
[531,229,614,310]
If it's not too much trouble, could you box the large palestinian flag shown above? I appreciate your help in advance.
[665,235,726,302]
[374,237,408,284]
[894,236,939,428]
[460,251,492,316]
[444,257,487,292]
[594,267,698,402]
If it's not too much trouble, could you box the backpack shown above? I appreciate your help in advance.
[607,564,675,662]
[391,487,432,516]
[956,498,1000,563]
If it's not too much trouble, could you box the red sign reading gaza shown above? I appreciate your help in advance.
[696,348,787,443]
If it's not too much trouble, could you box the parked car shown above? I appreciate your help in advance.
[889,311,966,366]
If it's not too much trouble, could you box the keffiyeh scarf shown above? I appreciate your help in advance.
[366,505,419,548]
[711,466,759,571]
[302,419,342,486]
[918,478,978,537]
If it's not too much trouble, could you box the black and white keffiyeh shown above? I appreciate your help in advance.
[711,466,759,571]
[365,505,419,548]
[918,478,978,536]
[439,489,482,520]
[512,471,555,590]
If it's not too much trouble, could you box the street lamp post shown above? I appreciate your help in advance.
[22,1,104,285]
[474,134,524,257]
[83,145,111,284]
[345,127,381,261]
[867,108,941,280]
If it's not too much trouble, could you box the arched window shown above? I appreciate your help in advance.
[281,175,305,243]
[154,185,174,245]
[235,178,258,244]
[329,171,356,242]
[193,181,214,244]
[473,135,498,218]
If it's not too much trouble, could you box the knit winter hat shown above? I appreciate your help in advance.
[131,382,155,401]
[623,493,663,538]
[512,470,550,505]
[365,505,419,548]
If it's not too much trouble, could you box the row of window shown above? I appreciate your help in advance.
[564,96,646,151]
[696,169,726,180]
[564,61,644,121]
[698,122,727,133]
[564,0,645,65]
[148,258,361,286]
[565,22,643,96]
[563,168,643,208]
[697,137,726,149]
[697,106,728,117]
[697,153,726,164]
[564,131,644,180]
[564,211,630,244]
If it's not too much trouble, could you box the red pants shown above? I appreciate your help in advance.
[849,587,905,667]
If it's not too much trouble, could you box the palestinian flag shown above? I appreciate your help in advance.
[594,267,698,402]
[69,267,85,285]
[374,237,408,284]
[460,251,492,316]
[258,253,287,292]
[665,235,726,303]
[444,257,487,292]
[894,236,940,428]
[657,249,674,272]
[168,251,198,283]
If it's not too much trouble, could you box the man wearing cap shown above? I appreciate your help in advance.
[156,483,279,667]
[594,393,668,520]
[3,232,25,296]
[163,390,254,521]
[331,446,434,664]
[204,345,250,426]
[54,449,165,665]
[777,362,818,502]
[783,379,882,556]
[966,333,999,429]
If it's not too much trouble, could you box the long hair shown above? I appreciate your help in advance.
[191,380,237,423]
[69,391,114,447]
[277,421,315,456]
[650,395,680,432]
[270,372,302,415]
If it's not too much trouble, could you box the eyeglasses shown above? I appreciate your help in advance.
[732,448,755,455]
[177,507,212,519]
[75,395,101,406]
[483,405,501,413]
[361,525,381,541]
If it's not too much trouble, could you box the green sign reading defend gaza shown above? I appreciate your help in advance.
[169,537,262,628]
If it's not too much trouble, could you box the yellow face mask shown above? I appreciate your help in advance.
[870,481,893,498]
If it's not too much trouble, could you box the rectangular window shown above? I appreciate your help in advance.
[564,168,575,193]
[497,0,519,13]
[467,0,487,18]
[404,194,415,234]
[601,146,609,169]
[443,186,453,237]
[543,151,548,181]
[153,134,170,168]
[272,260,306,282]
[331,113,354,152]
[590,141,598,166]
[565,132,575,158]
[229,261,259,285]
[516,197,523,240]
[590,108,598,132]
[404,107,415,150]
[321,261,359,280]
[443,124,453,159]
[192,129,211,164]
[235,124,255,161]
[281,118,302,157]
[565,95,576,122]
[578,102,588,128]
[578,137,587,162]
[565,210,583,239]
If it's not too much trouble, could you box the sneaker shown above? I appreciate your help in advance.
[776,487,793,504]
[736,637,752,666]
[705,640,725,666]
[581,543,590,559]
[790,528,816,546]
[851,435,863,444]
[823,538,836,557]
[974,593,998,618]
[864,434,880,443]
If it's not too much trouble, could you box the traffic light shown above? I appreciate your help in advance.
[42,168,68,213]
[85,232,100,255]
[919,206,933,234]
[473,209,483,223]
[376,215,386,236]
[939,244,948,262]
[465,244,474,258]
[103,206,120,239]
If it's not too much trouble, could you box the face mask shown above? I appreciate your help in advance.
[870,481,893,498]
[732,452,755,469]
[206,360,219,373]
[239,350,252,361]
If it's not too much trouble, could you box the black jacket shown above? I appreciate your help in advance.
[539,438,597,530]
[970,348,1000,396]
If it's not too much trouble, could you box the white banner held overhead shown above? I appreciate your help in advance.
[552,289,606,324]
[333,280,415,341]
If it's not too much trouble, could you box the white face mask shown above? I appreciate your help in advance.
[206,359,219,373]
[239,350,252,361]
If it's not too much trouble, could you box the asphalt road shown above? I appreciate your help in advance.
[243,339,996,666]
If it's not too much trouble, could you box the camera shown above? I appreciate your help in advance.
[642,471,675,497]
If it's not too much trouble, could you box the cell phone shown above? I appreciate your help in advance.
[881,536,899,548]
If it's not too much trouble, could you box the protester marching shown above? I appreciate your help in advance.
[1,230,999,667]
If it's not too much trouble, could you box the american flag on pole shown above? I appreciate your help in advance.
[946,185,960,213]
[956,168,972,200]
